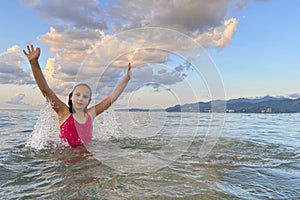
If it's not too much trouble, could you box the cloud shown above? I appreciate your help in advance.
[37,26,105,95]
[17,0,252,100]
[214,18,239,48]
[0,46,34,84]
[109,0,229,32]
[39,26,103,58]
[193,18,239,48]
[6,93,27,105]
[21,0,107,29]
[106,0,240,48]
[0,45,24,66]
[33,0,240,50]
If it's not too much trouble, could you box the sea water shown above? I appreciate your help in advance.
[0,107,300,199]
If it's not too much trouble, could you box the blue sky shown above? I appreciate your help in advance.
[0,0,299,109]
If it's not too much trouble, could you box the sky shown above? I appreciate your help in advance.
[0,0,299,109]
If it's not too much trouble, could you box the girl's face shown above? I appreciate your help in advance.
[71,85,91,112]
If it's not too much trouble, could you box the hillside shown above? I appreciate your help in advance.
[166,97,300,113]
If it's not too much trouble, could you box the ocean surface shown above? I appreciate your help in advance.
[0,106,300,199]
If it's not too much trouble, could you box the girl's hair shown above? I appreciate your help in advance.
[68,83,92,113]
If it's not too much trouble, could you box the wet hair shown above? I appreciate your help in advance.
[68,83,92,113]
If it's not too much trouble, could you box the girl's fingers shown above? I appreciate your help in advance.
[128,63,131,71]
[31,44,34,51]
[27,45,31,53]
[23,50,28,56]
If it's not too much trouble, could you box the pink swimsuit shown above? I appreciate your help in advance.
[60,114,93,148]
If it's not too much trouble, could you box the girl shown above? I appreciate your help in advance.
[23,45,131,147]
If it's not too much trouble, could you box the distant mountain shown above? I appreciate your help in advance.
[115,108,164,112]
[227,95,289,104]
[166,96,300,113]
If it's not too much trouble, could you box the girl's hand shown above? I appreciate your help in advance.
[23,44,40,61]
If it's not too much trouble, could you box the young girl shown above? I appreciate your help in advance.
[23,45,131,148]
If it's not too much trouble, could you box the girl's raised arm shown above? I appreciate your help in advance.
[88,63,131,119]
[23,45,68,116]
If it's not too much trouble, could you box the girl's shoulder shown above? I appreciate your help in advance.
[87,108,97,120]
[58,108,71,125]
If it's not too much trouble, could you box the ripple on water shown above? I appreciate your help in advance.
[1,110,300,199]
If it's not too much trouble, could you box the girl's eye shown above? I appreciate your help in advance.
[83,95,89,99]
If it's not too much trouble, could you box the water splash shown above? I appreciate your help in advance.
[92,109,122,141]
[26,101,121,150]
[25,101,66,150]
